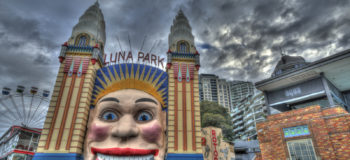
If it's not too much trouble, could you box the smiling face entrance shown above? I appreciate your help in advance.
[84,89,167,160]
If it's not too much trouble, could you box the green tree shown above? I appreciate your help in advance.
[200,101,234,141]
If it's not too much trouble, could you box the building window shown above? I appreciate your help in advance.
[287,139,317,160]
[177,41,189,53]
[75,34,90,47]
[180,43,187,53]
[78,36,87,46]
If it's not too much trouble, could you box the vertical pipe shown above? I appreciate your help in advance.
[321,73,335,107]
[263,91,271,115]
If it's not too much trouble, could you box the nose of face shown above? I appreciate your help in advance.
[111,115,139,140]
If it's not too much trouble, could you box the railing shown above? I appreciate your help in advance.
[233,126,244,132]
[234,120,243,126]
[232,115,243,122]
[245,119,254,126]
[67,45,93,52]
[246,126,255,131]
[255,117,266,122]
[244,112,254,119]
[254,109,263,114]
[232,109,243,116]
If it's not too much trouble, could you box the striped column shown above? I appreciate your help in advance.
[34,57,99,160]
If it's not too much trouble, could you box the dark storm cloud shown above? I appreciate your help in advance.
[0,1,59,92]
[34,54,51,65]
[184,0,350,81]
[0,0,350,133]
[0,0,349,88]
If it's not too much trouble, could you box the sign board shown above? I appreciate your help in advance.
[201,127,235,160]
[103,51,165,68]
[267,77,325,105]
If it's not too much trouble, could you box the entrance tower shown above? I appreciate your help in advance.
[166,10,203,159]
[33,2,105,159]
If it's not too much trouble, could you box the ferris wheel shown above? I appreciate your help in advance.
[0,86,50,134]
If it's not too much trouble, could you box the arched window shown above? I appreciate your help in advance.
[180,43,187,53]
[78,36,87,47]
[177,41,189,53]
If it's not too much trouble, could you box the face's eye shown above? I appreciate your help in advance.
[136,111,153,122]
[101,111,118,121]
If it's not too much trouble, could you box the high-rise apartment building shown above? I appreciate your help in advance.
[229,81,254,111]
[199,75,255,112]
[199,74,218,102]
[218,79,231,111]
[231,89,266,140]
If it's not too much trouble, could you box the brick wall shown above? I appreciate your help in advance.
[256,105,350,160]
[254,152,263,160]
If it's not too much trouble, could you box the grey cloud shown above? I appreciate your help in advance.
[1,0,350,133]
[34,54,51,65]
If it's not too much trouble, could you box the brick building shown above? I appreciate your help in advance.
[256,105,350,160]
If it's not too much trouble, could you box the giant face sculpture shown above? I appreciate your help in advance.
[84,89,166,160]
[84,64,168,160]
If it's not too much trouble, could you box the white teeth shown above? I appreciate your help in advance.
[96,153,154,160]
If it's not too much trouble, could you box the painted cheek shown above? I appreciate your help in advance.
[141,123,162,143]
[88,123,110,141]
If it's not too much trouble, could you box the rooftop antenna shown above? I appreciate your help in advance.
[95,1,100,46]
[280,46,287,64]
[116,35,123,51]
[128,33,132,52]
[279,46,286,57]
[149,40,158,53]
[139,35,147,51]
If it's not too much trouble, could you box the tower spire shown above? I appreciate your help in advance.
[166,10,203,159]
[33,2,106,160]
[70,1,106,47]
[168,10,195,53]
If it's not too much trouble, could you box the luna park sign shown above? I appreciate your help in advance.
[104,51,165,68]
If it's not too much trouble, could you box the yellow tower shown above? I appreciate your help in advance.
[33,2,106,159]
[166,10,203,159]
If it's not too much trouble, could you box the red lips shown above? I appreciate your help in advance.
[91,147,159,156]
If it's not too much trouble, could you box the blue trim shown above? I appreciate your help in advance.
[67,45,93,52]
[167,153,204,160]
[33,153,83,160]
[171,53,195,58]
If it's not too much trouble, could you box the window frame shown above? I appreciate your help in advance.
[75,34,90,47]
[286,138,318,160]
[176,41,190,53]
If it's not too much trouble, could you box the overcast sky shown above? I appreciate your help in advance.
[0,0,350,132]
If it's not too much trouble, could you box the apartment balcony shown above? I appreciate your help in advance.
[232,109,243,116]
[244,119,254,126]
[244,112,254,120]
[255,117,266,123]
[234,120,244,126]
[232,114,243,122]
[236,131,244,136]
[254,109,264,116]
[249,102,265,109]
[246,126,256,132]
[233,126,244,132]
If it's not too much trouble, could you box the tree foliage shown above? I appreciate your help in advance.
[200,101,234,141]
